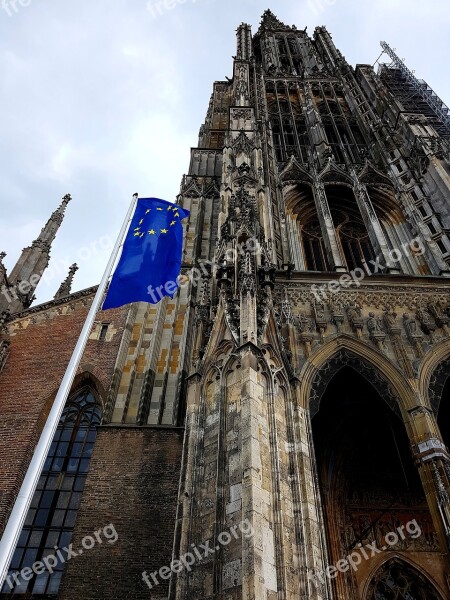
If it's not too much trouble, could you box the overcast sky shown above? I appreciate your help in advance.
[1,0,449,305]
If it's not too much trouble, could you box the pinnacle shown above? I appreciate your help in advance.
[257,9,290,33]
[60,193,72,208]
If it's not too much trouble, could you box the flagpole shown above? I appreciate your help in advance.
[0,193,139,589]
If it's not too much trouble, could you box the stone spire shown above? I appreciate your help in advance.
[54,263,78,300]
[0,194,72,314]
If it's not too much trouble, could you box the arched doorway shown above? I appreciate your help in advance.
[311,363,437,597]
[366,557,443,599]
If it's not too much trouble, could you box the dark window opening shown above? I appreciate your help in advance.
[437,239,448,254]
[427,221,437,235]
[324,123,345,163]
[302,220,331,271]
[339,221,376,272]
[418,205,428,218]
[99,323,109,341]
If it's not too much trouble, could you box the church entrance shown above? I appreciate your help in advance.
[310,363,438,598]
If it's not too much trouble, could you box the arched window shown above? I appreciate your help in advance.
[301,219,331,272]
[367,558,443,600]
[1,387,102,595]
[338,218,376,272]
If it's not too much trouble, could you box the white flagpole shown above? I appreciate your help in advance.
[0,193,139,589]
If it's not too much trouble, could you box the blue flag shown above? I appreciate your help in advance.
[102,198,190,310]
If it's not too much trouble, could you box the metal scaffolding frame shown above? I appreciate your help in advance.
[379,42,450,135]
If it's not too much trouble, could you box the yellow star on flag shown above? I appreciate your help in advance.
[157,208,163,211]
[148,229,156,235]
[160,228,168,234]
[170,221,176,226]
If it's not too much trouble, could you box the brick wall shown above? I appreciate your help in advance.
[0,293,128,536]
[59,426,184,600]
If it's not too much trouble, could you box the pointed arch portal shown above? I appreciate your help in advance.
[310,357,439,597]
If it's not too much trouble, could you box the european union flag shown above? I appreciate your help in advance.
[102,198,190,310]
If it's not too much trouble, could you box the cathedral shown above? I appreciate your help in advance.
[1,9,450,599]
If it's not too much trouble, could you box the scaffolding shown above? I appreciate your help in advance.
[379,42,450,138]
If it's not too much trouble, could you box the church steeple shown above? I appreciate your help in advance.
[0,194,71,314]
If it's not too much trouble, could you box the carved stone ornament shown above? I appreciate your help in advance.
[231,109,251,122]
[233,130,254,156]
[402,313,423,341]
[280,289,295,325]
[346,303,364,332]
[0,338,10,373]
[416,307,436,335]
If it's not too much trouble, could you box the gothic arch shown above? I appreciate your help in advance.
[318,161,354,188]
[77,363,108,394]
[363,556,445,600]
[203,338,236,378]
[418,338,450,413]
[33,372,105,443]
[279,156,313,188]
[309,350,401,417]
[298,335,416,417]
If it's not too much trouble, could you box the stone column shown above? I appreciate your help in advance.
[353,179,401,273]
[409,405,450,553]
[313,181,346,271]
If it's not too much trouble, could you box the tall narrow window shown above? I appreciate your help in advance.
[1,387,102,595]
[338,220,376,272]
[302,220,331,271]
[272,120,284,162]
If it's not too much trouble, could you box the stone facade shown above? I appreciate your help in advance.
[1,9,450,600]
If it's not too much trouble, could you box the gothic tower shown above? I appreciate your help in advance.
[168,10,450,600]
